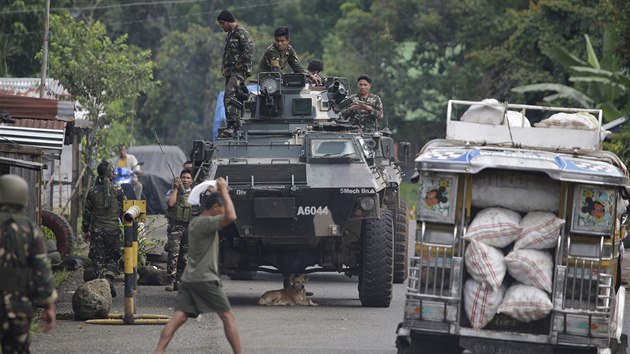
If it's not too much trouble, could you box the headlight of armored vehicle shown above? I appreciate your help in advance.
[259,73,281,95]
[359,196,376,211]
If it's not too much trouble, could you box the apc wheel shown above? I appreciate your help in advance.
[393,201,409,284]
[359,209,393,307]
[41,210,74,256]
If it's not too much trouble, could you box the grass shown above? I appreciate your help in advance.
[30,269,70,335]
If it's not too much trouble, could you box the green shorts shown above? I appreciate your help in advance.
[175,281,231,317]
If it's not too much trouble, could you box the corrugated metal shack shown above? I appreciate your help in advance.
[0,93,75,222]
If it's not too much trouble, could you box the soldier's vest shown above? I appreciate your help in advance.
[165,186,192,224]
[90,183,121,230]
[0,211,33,292]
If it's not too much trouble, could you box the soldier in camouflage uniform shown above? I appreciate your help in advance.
[0,174,57,353]
[259,27,319,84]
[164,169,193,291]
[82,160,125,297]
[340,74,384,132]
[218,9,254,138]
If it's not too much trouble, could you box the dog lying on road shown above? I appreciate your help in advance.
[257,274,318,306]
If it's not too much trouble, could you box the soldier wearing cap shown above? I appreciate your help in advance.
[217,9,254,138]
[0,174,57,353]
[82,160,125,297]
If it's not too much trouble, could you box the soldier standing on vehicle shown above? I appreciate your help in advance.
[164,169,194,291]
[83,160,125,297]
[155,177,241,354]
[218,9,254,138]
[259,27,320,84]
[0,174,57,353]
[115,144,143,199]
[340,74,384,132]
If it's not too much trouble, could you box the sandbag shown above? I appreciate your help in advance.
[514,211,565,250]
[464,279,506,329]
[505,249,553,292]
[464,207,522,248]
[472,171,560,213]
[465,239,506,289]
[498,283,553,322]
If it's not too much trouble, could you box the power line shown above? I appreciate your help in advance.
[0,0,208,15]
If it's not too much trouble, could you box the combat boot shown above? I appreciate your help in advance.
[165,280,180,292]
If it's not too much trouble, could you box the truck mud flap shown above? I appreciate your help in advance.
[459,337,552,354]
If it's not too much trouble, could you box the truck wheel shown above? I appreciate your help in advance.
[393,201,409,284]
[229,271,257,280]
[358,209,393,307]
[41,210,74,256]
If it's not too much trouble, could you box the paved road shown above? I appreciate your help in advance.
[30,219,630,353]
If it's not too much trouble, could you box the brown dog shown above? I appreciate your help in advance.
[257,274,318,306]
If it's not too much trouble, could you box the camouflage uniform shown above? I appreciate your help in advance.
[165,185,192,285]
[222,26,254,131]
[341,93,384,132]
[0,205,57,353]
[82,176,125,281]
[259,43,305,74]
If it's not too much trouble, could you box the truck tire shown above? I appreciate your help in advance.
[41,209,74,256]
[358,209,393,307]
[393,201,409,284]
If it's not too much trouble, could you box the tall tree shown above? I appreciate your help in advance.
[45,13,155,163]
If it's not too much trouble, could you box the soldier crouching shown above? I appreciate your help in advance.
[164,169,194,291]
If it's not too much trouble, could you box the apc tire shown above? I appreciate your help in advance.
[41,209,74,256]
[393,201,409,284]
[358,209,393,307]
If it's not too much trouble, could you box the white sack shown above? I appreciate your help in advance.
[464,279,506,329]
[188,179,217,205]
[535,112,598,130]
[460,99,504,125]
[497,283,553,322]
[514,211,565,250]
[504,110,531,127]
[472,171,560,213]
[505,249,553,293]
[465,239,506,289]
[464,207,522,248]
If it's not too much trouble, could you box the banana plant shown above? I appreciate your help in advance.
[512,30,630,122]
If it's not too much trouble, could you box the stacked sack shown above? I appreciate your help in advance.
[462,208,565,328]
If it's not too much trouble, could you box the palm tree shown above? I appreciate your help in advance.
[512,30,630,123]
[0,35,22,76]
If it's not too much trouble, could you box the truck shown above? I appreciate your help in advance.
[190,72,410,307]
[396,99,628,353]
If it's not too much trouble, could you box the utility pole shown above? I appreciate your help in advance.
[40,0,51,98]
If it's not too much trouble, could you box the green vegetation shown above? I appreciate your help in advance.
[1,0,629,156]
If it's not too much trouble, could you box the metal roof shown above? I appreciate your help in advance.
[0,77,72,100]
[0,94,74,151]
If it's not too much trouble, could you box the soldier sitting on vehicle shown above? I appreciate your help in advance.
[340,74,384,132]
[259,27,319,84]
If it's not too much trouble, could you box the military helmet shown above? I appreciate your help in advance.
[0,174,29,208]
[97,160,113,177]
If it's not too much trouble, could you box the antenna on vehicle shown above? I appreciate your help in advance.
[152,129,177,180]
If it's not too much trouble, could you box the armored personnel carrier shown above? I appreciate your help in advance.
[190,72,410,307]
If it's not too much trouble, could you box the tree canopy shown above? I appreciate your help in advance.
[2,0,630,154]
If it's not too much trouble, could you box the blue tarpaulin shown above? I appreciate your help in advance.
[212,85,258,141]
